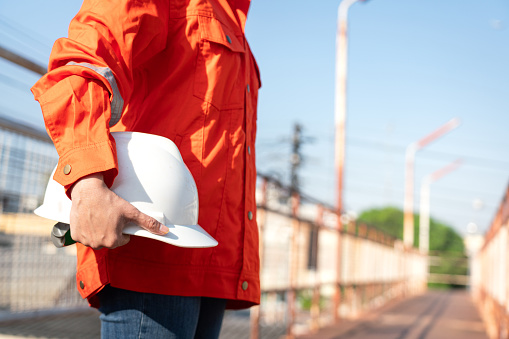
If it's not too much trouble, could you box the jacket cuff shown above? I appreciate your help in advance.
[53,140,118,197]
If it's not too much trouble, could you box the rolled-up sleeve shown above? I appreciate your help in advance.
[31,0,168,192]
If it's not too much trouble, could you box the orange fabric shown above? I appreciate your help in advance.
[32,0,260,309]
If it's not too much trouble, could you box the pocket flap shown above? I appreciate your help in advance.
[199,15,245,53]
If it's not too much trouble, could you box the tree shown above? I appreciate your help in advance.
[357,206,464,253]
[357,206,467,288]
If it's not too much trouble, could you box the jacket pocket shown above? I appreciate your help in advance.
[194,15,246,111]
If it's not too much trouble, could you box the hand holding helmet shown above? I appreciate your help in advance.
[36,132,218,249]
[69,172,169,249]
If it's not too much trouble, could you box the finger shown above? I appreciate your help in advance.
[124,204,169,235]
[139,213,170,235]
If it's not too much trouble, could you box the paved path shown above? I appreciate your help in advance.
[0,308,283,339]
[299,290,487,339]
[0,290,486,339]
[0,309,101,339]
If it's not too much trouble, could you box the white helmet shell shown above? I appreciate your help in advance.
[35,132,218,248]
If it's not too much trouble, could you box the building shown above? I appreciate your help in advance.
[0,115,57,214]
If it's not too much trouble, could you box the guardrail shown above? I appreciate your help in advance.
[0,118,428,338]
[471,184,509,339]
[251,176,427,338]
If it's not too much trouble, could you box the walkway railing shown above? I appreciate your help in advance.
[471,183,509,339]
[251,176,427,338]
[0,117,428,338]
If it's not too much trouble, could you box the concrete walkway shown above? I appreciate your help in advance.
[0,290,487,339]
[0,308,101,339]
[0,308,282,339]
[299,290,487,339]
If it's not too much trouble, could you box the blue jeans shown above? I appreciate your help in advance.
[98,285,227,339]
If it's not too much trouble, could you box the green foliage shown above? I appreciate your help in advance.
[428,253,468,279]
[357,207,467,289]
[297,290,325,311]
[355,206,403,239]
[357,206,465,253]
[427,221,465,254]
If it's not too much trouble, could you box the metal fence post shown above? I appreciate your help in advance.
[286,193,301,338]
[333,209,343,322]
[250,178,268,339]
[310,205,324,331]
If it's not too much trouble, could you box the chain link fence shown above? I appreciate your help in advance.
[0,117,428,338]
[0,119,89,317]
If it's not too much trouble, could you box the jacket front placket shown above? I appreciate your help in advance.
[237,36,259,301]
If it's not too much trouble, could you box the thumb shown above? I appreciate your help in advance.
[125,204,170,235]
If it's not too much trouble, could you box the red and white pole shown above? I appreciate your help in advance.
[403,118,460,248]
[418,159,462,254]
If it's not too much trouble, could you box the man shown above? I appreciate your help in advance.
[31,0,260,337]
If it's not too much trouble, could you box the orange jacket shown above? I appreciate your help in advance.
[32,0,260,309]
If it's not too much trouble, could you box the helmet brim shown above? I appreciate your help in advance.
[36,204,218,248]
[123,223,218,248]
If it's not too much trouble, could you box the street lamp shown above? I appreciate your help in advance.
[334,0,367,322]
[403,118,460,248]
[418,159,462,254]
[335,0,366,217]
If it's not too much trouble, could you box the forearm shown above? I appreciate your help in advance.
[32,74,118,195]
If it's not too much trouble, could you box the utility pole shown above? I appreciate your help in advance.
[290,123,302,195]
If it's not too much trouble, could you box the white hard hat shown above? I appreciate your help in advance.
[35,132,218,248]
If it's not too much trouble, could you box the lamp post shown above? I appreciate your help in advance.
[403,118,460,248]
[334,0,365,322]
[335,0,363,219]
[418,159,462,254]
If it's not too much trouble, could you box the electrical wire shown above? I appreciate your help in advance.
[0,14,52,58]
[0,73,33,91]
[346,135,509,170]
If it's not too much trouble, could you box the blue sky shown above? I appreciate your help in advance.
[0,0,508,236]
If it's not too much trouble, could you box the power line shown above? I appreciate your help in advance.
[0,73,33,91]
[345,182,498,209]
[346,136,509,171]
[300,161,505,206]
[0,15,52,57]
[348,124,509,150]
[256,136,291,147]
[343,194,493,225]
[420,150,509,171]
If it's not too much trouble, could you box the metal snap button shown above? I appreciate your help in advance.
[63,164,72,175]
